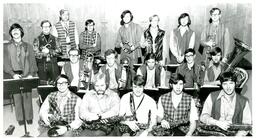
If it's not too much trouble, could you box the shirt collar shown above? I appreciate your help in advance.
[106,63,118,70]
[57,90,71,99]
[217,90,236,101]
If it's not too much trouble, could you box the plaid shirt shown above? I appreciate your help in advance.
[161,92,191,121]
[48,91,79,124]
[80,30,97,46]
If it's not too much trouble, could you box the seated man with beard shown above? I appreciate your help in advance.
[79,73,120,136]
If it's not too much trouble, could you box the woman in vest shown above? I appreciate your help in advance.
[141,14,167,65]
[79,19,101,60]
[52,9,79,58]
[38,74,82,137]
[169,13,195,64]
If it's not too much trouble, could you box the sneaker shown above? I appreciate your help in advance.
[18,121,25,125]
[27,120,33,125]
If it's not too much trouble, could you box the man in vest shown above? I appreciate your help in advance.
[33,20,61,85]
[98,49,122,92]
[38,74,82,137]
[200,71,251,136]
[61,48,84,89]
[157,73,198,136]
[119,75,157,136]
[200,8,233,67]
[203,47,224,85]
[79,73,120,136]
[137,53,162,89]
[52,9,79,57]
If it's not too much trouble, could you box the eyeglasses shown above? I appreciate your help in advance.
[69,54,79,57]
[57,82,68,86]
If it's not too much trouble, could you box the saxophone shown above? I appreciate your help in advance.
[118,110,151,136]
[80,115,123,135]
[196,122,252,136]
[150,118,190,136]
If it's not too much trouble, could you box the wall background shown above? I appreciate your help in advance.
[3,1,252,64]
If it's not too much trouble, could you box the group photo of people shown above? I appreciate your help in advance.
[2,1,252,137]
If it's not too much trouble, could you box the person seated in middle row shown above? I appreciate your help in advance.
[98,49,122,92]
[38,74,82,137]
[136,53,165,89]
[175,48,203,88]
[61,48,85,89]
[119,75,157,136]
[79,73,120,136]
[202,47,224,86]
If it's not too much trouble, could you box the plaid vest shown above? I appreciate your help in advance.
[55,21,76,55]
[161,92,191,121]
[48,91,79,124]
[211,91,247,124]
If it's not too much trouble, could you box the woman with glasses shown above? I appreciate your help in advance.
[79,19,101,59]
[38,74,82,137]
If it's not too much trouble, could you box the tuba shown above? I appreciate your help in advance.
[221,38,251,88]
[222,38,251,72]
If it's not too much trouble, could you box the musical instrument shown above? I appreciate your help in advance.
[196,122,252,136]
[150,118,190,136]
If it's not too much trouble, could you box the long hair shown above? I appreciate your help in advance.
[120,10,133,25]
[59,9,69,21]
[9,23,24,38]
[84,19,95,31]
[178,13,191,27]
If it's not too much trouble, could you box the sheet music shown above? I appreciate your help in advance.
[3,77,39,82]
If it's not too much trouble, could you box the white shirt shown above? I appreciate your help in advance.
[119,92,157,125]
[61,62,81,87]
[137,67,156,88]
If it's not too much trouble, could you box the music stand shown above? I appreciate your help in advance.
[4,77,39,137]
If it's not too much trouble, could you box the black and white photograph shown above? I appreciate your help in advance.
[1,0,254,137]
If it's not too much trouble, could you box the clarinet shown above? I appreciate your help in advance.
[150,118,190,136]
[197,122,252,136]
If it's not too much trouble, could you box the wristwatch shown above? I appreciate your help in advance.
[66,124,71,131]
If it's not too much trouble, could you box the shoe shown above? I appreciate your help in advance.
[18,121,24,125]
[5,125,15,135]
[27,120,33,125]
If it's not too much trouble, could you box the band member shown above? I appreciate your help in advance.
[115,10,143,66]
[4,23,38,125]
[157,73,197,136]
[61,48,84,89]
[33,20,61,85]
[79,73,120,136]
[175,48,203,88]
[52,9,79,57]
[137,53,163,89]
[200,8,232,66]
[79,19,101,59]
[140,14,167,65]
[98,49,122,92]
[119,56,135,90]
[38,74,82,137]
[203,47,224,85]
[119,75,157,136]
[170,13,195,64]
[200,71,252,136]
